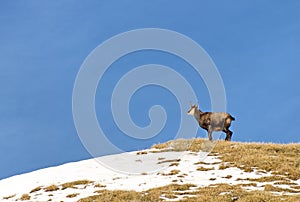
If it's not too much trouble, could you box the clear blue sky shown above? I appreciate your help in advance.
[1,1,300,179]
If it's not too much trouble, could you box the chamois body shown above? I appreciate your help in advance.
[187,103,235,141]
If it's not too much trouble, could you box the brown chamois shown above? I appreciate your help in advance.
[187,103,235,141]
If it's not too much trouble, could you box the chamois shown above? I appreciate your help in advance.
[187,103,235,141]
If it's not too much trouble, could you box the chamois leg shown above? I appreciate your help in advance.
[223,128,233,141]
[207,126,213,141]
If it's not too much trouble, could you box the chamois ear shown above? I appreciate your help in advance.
[195,102,198,108]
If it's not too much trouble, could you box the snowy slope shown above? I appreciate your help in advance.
[0,146,299,201]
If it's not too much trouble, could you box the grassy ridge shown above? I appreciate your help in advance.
[79,183,300,202]
[6,139,299,202]
[78,139,300,202]
[153,139,300,180]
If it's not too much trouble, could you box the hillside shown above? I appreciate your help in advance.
[0,139,299,202]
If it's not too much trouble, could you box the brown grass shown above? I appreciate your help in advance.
[218,163,231,170]
[153,138,300,180]
[160,169,180,176]
[15,138,299,202]
[78,189,159,202]
[163,193,177,199]
[152,139,195,152]
[248,175,288,182]
[197,166,214,171]
[194,161,220,165]
[214,141,300,180]
[94,183,107,188]
[44,185,59,192]
[20,194,30,201]
[177,174,187,178]
[152,141,172,150]
[78,183,300,202]
[291,185,300,190]
[274,181,298,185]
[149,183,197,192]
[66,193,79,198]
[61,180,93,190]
[136,151,148,155]
[30,186,42,193]
[239,183,257,187]
[223,175,232,179]
[3,194,16,200]
[157,159,180,164]
[169,162,179,166]
[264,184,300,193]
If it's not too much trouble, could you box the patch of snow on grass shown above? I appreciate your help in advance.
[0,148,297,202]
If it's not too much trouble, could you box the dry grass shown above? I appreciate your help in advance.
[152,139,194,152]
[148,183,197,192]
[78,189,159,202]
[197,166,214,171]
[3,194,16,200]
[194,161,220,165]
[136,151,148,155]
[30,186,42,193]
[44,185,59,192]
[241,166,254,172]
[274,181,298,185]
[152,141,172,150]
[78,183,300,202]
[61,180,93,190]
[153,138,300,180]
[239,183,257,187]
[20,194,30,201]
[66,193,79,198]
[291,185,300,190]
[168,139,194,151]
[163,193,177,199]
[177,174,187,178]
[191,184,300,202]
[264,184,300,193]
[94,183,106,188]
[169,162,179,166]
[169,170,180,175]
[218,163,231,170]
[212,141,300,180]
[223,175,232,179]
[160,169,180,176]
[147,138,300,200]
[242,175,288,182]
[11,138,299,202]
[157,158,180,164]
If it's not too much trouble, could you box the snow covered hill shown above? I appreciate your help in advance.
[0,139,299,201]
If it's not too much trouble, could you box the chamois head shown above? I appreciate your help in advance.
[187,103,198,115]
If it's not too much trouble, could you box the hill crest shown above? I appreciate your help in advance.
[0,139,299,201]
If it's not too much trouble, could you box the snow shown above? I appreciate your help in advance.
[0,148,299,201]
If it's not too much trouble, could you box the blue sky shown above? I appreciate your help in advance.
[1,1,300,179]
